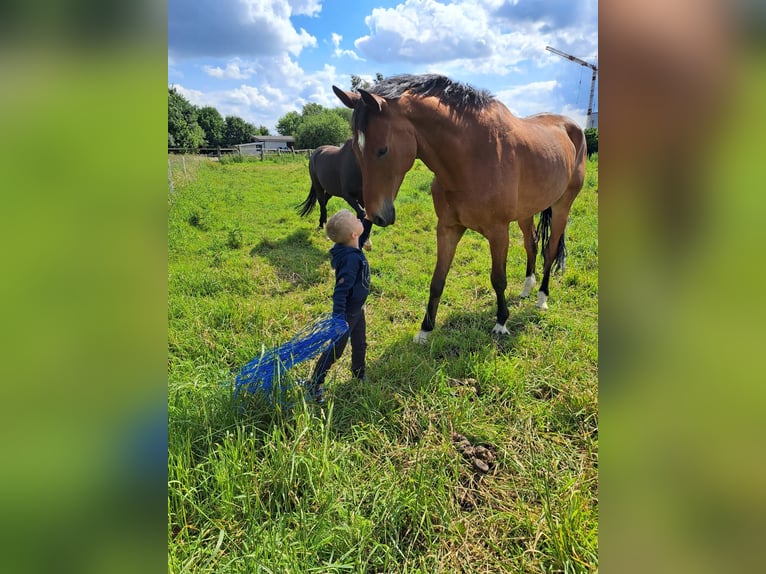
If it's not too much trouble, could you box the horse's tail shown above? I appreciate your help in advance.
[536,207,567,273]
[297,185,317,217]
[297,153,319,217]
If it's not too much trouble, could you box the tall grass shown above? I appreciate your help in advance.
[168,153,598,573]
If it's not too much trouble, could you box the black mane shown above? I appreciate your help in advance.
[370,74,494,111]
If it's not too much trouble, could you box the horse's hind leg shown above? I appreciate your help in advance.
[517,217,538,297]
[538,198,575,310]
[414,222,466,343]
[487,226,511,335]
[318,191,329,228]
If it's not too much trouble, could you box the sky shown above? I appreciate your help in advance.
[168,0,598,133]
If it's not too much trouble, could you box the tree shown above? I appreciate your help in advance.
[196,106,225,147]
[350,75,369,91]
[255,125,270,136]
[584,128,598,156]
[294,111,351,149]
[224,115,255,146]
[301,102,324,117]
[277,111,301,136]
[332,107,353,128]
[351,73,384,92]
[168,87,205,150]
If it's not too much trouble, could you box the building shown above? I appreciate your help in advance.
[236,135,295,155]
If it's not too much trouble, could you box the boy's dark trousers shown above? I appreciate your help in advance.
[310,304,366,388]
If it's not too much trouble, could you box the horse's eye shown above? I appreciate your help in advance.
[377,146,388,158]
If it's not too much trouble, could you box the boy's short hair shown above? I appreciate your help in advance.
[325,209,357,243]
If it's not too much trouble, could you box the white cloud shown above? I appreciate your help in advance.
[495,80,558,117]
[203,60,252,80]
[288,0,322,17]
[356,0,493,63]
[174,57,351,133]
[168,0,317,59]
[331,33,364,61]
[353,0,596,78]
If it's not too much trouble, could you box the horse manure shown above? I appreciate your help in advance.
[451,432,497,474]
[472,458,489,473]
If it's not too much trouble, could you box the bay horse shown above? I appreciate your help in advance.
[297,139,365,229]
[333,74,586,343]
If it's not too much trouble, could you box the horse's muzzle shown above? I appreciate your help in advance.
[372,200,396,227]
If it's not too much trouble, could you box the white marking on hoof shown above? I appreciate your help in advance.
[536,291,549,310]
[492,323,510,335]
[520,274,536,298]
[413,330,430,344]
[363,239,372,251]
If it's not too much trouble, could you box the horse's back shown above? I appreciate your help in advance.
[311,141,362,204]
[517,113,586,177]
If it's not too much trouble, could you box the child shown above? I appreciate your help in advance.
[308,209,373,402]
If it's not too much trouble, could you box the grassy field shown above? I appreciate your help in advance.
[168,152,598,573]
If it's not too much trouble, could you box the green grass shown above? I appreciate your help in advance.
[168,153,598,573]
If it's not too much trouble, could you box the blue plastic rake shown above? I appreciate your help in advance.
[234,314,348,400]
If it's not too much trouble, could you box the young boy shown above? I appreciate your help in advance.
[308,209,373,402]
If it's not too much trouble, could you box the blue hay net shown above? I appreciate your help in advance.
[234,314,348,399]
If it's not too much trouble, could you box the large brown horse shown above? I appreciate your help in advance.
[333,74,586,343]
[297,139,365,229]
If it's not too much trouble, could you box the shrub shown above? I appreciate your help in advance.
[584,128,598,156]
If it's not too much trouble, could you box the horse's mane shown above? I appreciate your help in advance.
[370,74,494,111]
[351,75,493,134]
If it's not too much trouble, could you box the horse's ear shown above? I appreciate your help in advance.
[333,86,359,109]
[358,89,385,113]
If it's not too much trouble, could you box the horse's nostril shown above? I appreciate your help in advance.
[373,215,387,227]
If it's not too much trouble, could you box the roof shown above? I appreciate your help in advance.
[250,135,295,143]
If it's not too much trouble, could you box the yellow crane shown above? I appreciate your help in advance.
[545,45,598,129]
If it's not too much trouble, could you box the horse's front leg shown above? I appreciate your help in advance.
[487,226,511,334]
[414,223,466,344]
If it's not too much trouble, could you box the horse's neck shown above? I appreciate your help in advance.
[406,101,486,183]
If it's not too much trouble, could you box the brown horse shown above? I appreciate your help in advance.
[297,139,365,229]
[333,74,586,342]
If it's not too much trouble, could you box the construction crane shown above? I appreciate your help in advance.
[545,45,598,129]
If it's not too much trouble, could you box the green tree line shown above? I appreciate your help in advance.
[168,75,386,152]
[168,87,269,150]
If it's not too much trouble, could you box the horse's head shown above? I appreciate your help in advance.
[333,85,417,227]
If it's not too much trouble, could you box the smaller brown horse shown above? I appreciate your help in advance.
[297,139,365,228]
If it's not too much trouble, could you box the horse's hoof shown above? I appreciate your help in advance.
[536,292,549,310]
[492,323,510,335]
[363,240,372,251]
[520,275,536,298]
[413,330,430,344]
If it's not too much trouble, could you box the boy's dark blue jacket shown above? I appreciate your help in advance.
[330,219,372,316]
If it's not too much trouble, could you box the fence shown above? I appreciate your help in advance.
[167,148,314,192]
[168,146,313,160]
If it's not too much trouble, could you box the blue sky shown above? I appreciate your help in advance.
[168,0,598,133]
